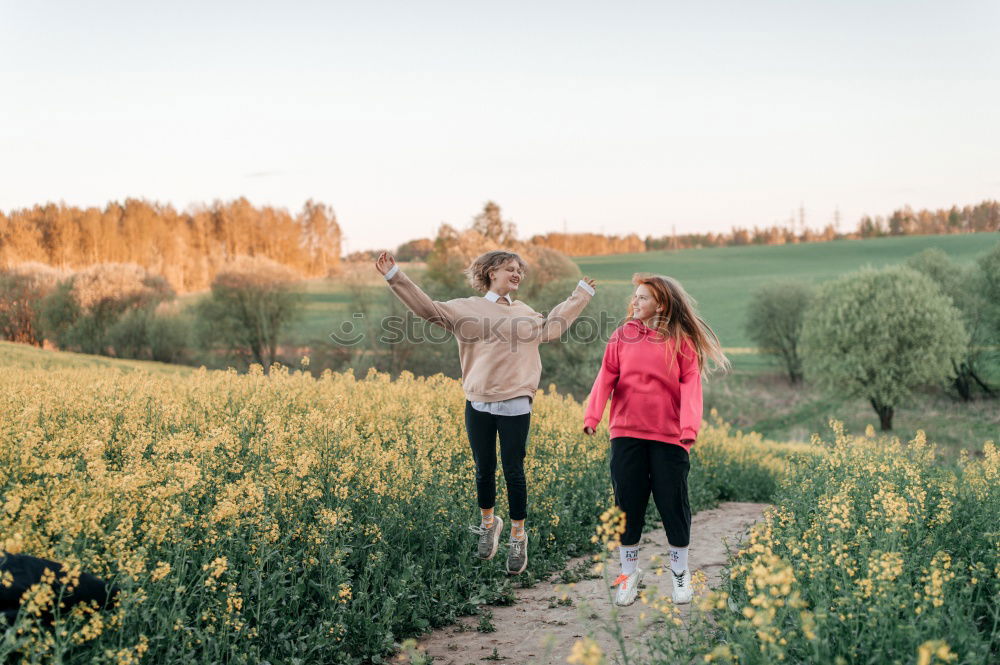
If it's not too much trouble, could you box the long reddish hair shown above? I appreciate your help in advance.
[626,274,730,374]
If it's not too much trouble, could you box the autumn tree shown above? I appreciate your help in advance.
[425,224,500,297]
[395,238,433,261]
[519,246,581,298]
[470,201,517,245]
[298,200,342,276]
[0,198,342,292]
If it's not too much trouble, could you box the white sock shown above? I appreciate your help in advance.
[620,545,640,576]
[669,546,688,574]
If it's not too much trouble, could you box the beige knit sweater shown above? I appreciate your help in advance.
[386,270,594,401]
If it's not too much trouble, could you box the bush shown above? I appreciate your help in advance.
[38,280,85,350]
[148,312,191,364]
[800,266,968,430]
[395,238,433,262]
[38,263,175,355]
[976,242,1000,366]
[195,256,303,373]
[520,246,582,299]
[905,248,995,399]
[639,425,999,665]
[104,307,191,362]
[745,280,815,383]
[0,262,64,345]
[106,308,152,359]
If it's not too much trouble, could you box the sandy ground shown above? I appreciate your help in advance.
[399,502,769,665]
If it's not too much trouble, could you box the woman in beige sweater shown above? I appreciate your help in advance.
[375,249,595,574]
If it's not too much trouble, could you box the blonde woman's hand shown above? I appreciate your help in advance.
[583,426,596,436]
[582,276,596,290]
[375,251,396,276]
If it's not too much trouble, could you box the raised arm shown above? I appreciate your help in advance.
[539,277,596,343]
[375,251,459,331]
[583,330,620,434]
[678,338,703,443]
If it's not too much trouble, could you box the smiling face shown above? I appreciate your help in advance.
[489,259,524,294]
[630,283,663,324]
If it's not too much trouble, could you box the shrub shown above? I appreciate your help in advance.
[0,262,64,345]
[905,248,995,399]
[520,246,582,299]
[38,263,175,355]
[745,280,815,383]
[800,266,968,430]
[195,256,303,373]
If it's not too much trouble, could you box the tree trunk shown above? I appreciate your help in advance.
[951,360,972,402]
[250,342,267,374]
[869,398,894,431]
[781,350,803,384]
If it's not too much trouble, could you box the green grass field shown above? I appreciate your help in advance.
[284,233,997,358]
[0,340,194,375]
[574,232,998,352]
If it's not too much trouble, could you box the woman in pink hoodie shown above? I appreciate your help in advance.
[584,274,728,607]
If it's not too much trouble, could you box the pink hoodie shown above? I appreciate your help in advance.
[583,319,703,451]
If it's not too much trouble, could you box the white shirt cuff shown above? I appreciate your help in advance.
[384,264,399,280]
[577,279,595,296]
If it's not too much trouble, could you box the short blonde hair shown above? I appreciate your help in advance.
[465,250,527,293]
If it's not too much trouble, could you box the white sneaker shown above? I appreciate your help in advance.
[613,567,643,606]
[671,568,692,604]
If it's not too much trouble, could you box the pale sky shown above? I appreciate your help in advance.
[2,1,998,253]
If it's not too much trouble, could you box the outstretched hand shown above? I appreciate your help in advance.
[375,251,396,276]
[582,276,596,290]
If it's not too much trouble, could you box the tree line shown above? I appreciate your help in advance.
[389,199,1000,259]
[3,198,996,278]
[0,257,304,374]
[0,198,341,292]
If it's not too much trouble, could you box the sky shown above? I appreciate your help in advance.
[1,1,998,253]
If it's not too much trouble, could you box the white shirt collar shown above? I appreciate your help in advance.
[485,290,514,305]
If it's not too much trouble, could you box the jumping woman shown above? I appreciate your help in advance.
[375,249,596,574]
[583,274,728,606]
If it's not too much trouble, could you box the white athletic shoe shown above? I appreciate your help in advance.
[671,568,692,604]
[613,567,643,607]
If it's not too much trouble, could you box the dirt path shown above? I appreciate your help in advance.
[401,502,769,665]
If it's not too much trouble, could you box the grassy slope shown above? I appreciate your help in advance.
[0,340,193,374]
[703,370,998,456]
[283,233,996,362]
[573,233,996,352]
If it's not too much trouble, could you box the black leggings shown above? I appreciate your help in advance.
[610,437,691,548]
[465,401,531,521]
